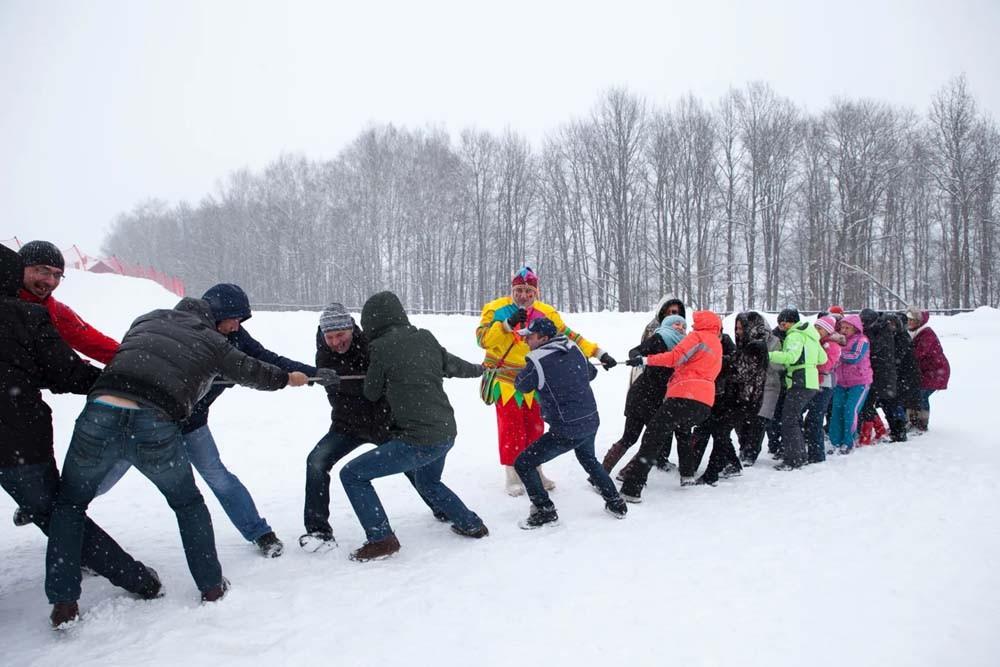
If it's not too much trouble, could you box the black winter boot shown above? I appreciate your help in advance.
[518,504,559,530]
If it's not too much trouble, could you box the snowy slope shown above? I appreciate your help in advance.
[3,271,998,667]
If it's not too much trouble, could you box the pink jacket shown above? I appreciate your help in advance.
[817,338,842,388]
[835,331,872,388]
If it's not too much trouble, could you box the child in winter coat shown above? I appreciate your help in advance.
[906,308,951,431]
[830,314,872,453]
[768,315,828,470]
[620,310,723,498]
[513,318,628,528]
[803,316,842,463]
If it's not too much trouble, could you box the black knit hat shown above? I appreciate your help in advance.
[777,307,800,324]
[18,240,64,270]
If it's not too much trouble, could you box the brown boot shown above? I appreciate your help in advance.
[350,534,401,562]
[601,441,629,473]
[50,602,79,629]
[201,577,230,603]
[615,455,641,482]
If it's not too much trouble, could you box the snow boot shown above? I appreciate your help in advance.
[654,451,675,472]
[350,534,401,562]
[604,497,628,519]
[872,415,889,442]
[13,506,32,527]
[504,466,525,497]
[774,462,802,471]
[720,463,743,479]
[679,476,697,487]
[135,565,164,600]
[50,602,79,629]
[299,531,337,553]
[601,440,630,473]
[451,523,490,538]
[201,577,230,603]
[858,420,875,446]
[694,476,718,486]
[615,456,641,482]
[619,477,644,503]
[538,465,556,491]
[518,503,559,530]
[254,531,284,558]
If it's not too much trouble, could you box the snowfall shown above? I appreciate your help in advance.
[2,270,998,667]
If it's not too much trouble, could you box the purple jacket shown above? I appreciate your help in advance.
[835,333,872,388]
[911,312,950,390]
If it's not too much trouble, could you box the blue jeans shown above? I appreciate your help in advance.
[339,438,483,542]
[0,459,155,596]
[46,401,222,602]
[830,385,869,449]
[515,431,618,507]
[804,387,834,463]
[920,388,936,411]
[305,431,367,534]
[96,425,271,542]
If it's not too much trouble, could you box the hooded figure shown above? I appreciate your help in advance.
[906,309,950,431]
[734,311,784,466]
[601,298,688,476]
[619,311,723,495]
[339,291,488,562]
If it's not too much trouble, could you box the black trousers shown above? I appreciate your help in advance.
[620,398,711,494]
[692,408,753,483]
[736,415,768,464]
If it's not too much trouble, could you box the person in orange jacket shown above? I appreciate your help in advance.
[620,310,723,500]
[18,241,119,364]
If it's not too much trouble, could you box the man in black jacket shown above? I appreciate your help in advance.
[45,296,311,627]
[93,283,319,558]
[0,245,161,613]
[300,303,391,551]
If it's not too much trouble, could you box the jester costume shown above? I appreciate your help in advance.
[476,268,602,465]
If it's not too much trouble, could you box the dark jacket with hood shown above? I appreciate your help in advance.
[623,298,686,422]
[515,336,599,438]
[91,297,290,422]
[860,309,897,400]
[183,283,315,433]
[1,245,102,467]
[889,313,923,408]
[361,291,483,445]
[315,323,390,443]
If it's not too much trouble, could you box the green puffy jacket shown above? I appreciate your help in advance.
[361,291,483,445]
[768,320,828,390]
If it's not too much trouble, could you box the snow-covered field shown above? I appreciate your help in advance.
[3,271,998,667]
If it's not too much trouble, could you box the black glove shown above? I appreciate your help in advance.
[312,368,341,389]
[599,352,618,370]
[506,308,528,328]
[625,355,644,367]
[628,347,642,362]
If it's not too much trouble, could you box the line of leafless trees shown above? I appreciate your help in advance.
[103,76,999,313]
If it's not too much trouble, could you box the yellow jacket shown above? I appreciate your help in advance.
[476,296,600,406]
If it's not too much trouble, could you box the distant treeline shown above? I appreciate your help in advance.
[103,75,999,313]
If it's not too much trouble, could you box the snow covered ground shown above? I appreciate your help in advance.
[3,271,999,667]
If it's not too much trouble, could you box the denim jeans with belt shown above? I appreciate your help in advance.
[46,401,223,603]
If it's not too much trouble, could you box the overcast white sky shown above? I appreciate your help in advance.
[2,0,998,254]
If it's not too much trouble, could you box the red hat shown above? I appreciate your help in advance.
[512,266,538,288]
[828,305,844,315]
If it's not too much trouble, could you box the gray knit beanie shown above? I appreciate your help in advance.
[319,303,354,332]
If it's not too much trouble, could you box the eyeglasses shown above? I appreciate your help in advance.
[32,266,65,281]
[33,267,65,281]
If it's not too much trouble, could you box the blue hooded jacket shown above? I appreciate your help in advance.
[183,284,316,433]
[514,335,599,438]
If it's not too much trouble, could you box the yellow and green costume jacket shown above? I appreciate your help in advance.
[476,297,599,407]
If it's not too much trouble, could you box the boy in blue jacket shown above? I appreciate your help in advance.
[513,318,627,528]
